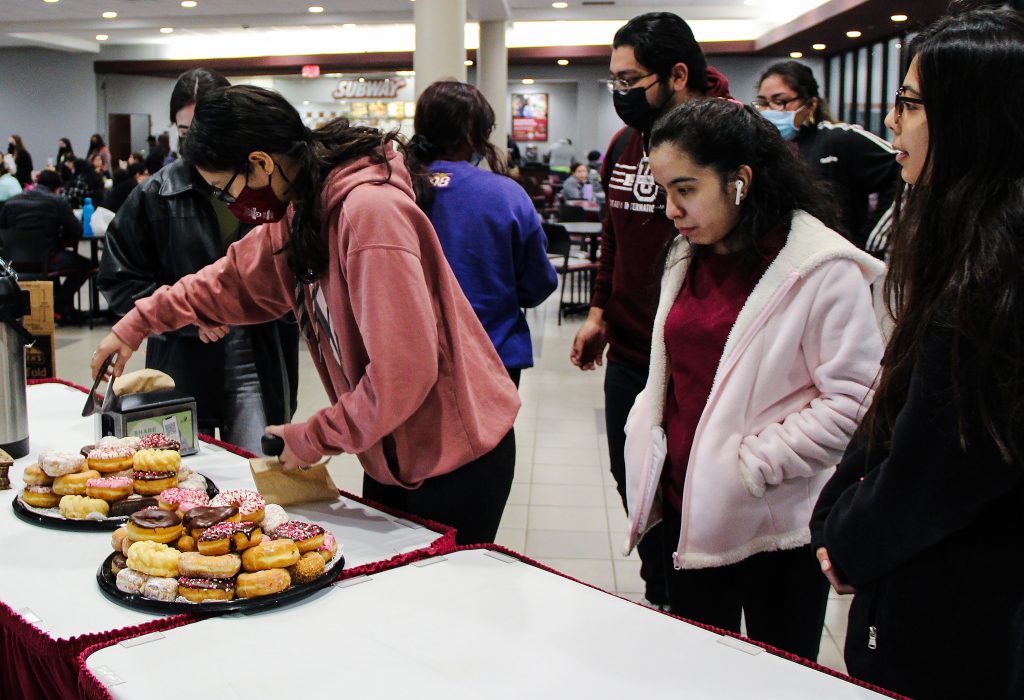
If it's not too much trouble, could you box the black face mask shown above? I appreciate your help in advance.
[612,78,669,133]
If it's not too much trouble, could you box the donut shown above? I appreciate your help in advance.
[39,450,85,477]
[127,540,181,578]
[53,470,101,496]
[236,568,290,598]
[133,449,181,472]
[115,567,149,595]
[176,472,208,492]
[20,485,60,508]
[318,531,339,564]
[127,507,183,544]
[112,526,129,552]
[210,490,266,523]
[273,521,325,553]
[138,433,182,452]
[178,552,241,578]
[175,535,197,552]
[177,577,235,603]
[287,551,326,584]
[22,464,53,486]
[158,488,209,513]
[121,535,135,557]
[197,521,262,556]
[108,496,159,518]
[260,504,289,536]
[86,476,133,501]
[87,444,136,474]
[142,576,179,602]
[183,505,240,539]
[241,539,300,572]
[111,553,128,575]
[59,494,110,519]
[133,470,178,496]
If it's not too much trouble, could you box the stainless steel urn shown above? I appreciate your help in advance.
[0,258,33,458]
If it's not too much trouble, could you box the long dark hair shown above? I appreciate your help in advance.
[757,60,834,125]
[649,98,841,261]
[183,84,429,282]
[860,6,1024,464]
[408,80,506,209]
[613,12,707,93]
[169,68,229,124]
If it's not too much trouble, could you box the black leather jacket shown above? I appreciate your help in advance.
[97,159,298,430]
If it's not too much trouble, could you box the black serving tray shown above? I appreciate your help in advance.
[96,549,345,614]
[11,476,219,531]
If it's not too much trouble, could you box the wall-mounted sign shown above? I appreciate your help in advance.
[512,92,548,142]
[302,64,320,78]
[332,77,408,100]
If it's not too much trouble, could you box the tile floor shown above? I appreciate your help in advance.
[52,289,851,674]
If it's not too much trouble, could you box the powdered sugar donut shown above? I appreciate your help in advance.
[176,472,208,492]
[210,489,265,523]
[39,451,85,477]
[260,504,288,535]
[142,576,178,602]
[115,567,149,595]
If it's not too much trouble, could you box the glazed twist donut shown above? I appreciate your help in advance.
[133,449,181,472]
[59,494,110,519]
[127,540,181,578]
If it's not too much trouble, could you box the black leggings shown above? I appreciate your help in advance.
[362,429,516,546]
[660,508,829,661]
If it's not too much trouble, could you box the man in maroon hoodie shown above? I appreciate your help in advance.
[570,12,732,608]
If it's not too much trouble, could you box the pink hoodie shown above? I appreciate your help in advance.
[113,148,521,488]
[624,212,885,569]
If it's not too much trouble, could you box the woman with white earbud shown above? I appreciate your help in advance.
[623,97,883,660]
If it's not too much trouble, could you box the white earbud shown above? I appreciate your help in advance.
[735,180,744,206]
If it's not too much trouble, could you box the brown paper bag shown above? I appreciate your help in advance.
[248,457,339,506]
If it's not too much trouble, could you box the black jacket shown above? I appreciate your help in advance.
[103,177,136,214]
[0,185,81,255]
[98,159,299,430]
[811,327,1024,699]
[796,122,900,249]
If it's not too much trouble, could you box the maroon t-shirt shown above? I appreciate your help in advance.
[661,238,782,512]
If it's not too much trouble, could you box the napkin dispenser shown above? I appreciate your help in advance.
[95,389,199,456]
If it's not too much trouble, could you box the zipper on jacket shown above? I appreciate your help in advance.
[867,625,878,650]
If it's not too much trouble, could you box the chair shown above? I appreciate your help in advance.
[557,202,587,223]
[544,223,599,325]
[0,228,97,326]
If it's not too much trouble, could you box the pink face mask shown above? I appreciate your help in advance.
[226,173,289,224]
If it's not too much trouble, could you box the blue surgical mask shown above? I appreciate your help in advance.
[762,109,799,141]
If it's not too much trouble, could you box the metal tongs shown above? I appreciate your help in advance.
[82,353,117,417]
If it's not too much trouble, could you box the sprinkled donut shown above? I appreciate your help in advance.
[273,520,326,553]
[158,487,209,513]
[87,444,136,474]
[197,520,262,555]
[137,433,182,452]
[210,489,266,523]
[86,476,133,501]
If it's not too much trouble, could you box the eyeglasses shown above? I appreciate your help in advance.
[605,72,657,95]
[752,96,802,111]
[211,167,243,204]
[893,88,925,121]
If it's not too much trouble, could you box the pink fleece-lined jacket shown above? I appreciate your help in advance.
[623,211,885,569]
[113,148,520,488]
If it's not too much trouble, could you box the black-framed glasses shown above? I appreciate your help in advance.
[606,72,657,95]
[752,96,802,111]
[211,167,243,204]
[893,89,925,120]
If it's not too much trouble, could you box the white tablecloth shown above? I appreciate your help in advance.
[0,383,444,641]
[84,549,888,699]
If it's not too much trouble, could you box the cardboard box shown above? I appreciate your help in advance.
[20,281,56,380]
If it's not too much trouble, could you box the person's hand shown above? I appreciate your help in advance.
[264,425,321,473]
[91,332,135,380]
[816,547,857,595]
[570,317,608,371]
[198,325,229,344]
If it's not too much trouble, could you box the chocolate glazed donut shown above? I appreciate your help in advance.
[109,497,159,518]
[130,507,181,530]
[183,506,239,532]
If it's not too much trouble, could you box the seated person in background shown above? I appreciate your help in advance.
[103,162,148,213]
[127,151,145,168]
[0,169,92,323]
[0,160,22,202]
[586,149,603,179]
[562,162,595,201]
[62,158,105,208]
[547,138,576,181]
